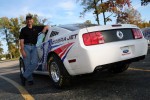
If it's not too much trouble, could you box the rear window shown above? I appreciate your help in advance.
[101,28,134,43]
[59,24,98,31]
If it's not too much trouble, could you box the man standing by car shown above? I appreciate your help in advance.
[19,14,48,86]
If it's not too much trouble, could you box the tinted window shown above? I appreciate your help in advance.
[101,28,134,43]
[59,24,98,31]
[50,31,59,37]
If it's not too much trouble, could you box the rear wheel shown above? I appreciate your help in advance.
[48,54,70,88]
[108,62,130,73]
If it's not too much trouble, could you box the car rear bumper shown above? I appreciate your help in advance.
[94,55,145,71]
[67,39,148,75]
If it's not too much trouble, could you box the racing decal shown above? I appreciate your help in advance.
[61,45,73,62]
[51,34,78,44]
[36,33,78,71]
[36,38,74,71]
[37,41,50,71]
[37,40,61,71]
[54,42,74,60]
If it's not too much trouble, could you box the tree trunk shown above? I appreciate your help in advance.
[4,28,12,59]
[103,12,106,25]
[101,0,106,25]
[94,0,100,25]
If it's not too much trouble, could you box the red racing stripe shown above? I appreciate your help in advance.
[59,46,69,58]
[54,43,74,57]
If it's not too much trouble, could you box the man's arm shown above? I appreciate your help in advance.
[36,25,49,33]
[20,39,26,58]
[42,25,49,33]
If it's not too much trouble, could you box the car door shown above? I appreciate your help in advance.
[36,28,52,71]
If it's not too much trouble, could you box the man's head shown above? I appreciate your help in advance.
[26,14,34,26]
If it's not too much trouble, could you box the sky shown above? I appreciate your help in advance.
[0,0,150,53]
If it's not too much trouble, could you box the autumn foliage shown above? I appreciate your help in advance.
[79,0,131,25]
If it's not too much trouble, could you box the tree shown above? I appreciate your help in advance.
[78,0,131,25]
[78,0,100,25]
[0,17,13,58]
[99,0,131,24]
[10,18,21,49]
[9,43,19,58]
[141,0,150,6]
[117,7,142,25]
[138,21,150,28]
[84,20,92,25]
[0,41,3,55]
[32,14,47,25]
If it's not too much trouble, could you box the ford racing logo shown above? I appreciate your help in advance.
[123,49,129,53]
[116,30,124,39]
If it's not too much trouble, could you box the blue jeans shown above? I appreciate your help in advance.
[23,45,38,81]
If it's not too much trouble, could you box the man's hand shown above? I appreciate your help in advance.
[20,49,26,58]
[20,39,26,58]
[42,25,49,33]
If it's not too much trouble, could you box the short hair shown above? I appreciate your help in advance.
[26,14,33,20]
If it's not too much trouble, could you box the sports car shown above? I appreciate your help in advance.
[20,24,148,87]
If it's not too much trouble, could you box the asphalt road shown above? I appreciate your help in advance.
[0,48,150,100]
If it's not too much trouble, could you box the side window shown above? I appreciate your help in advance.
[50,31,59,37]
[36,33,45,47]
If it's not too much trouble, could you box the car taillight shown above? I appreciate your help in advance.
[82,32,104,46]
[132,29,143,39]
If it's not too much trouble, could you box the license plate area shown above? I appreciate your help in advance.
[120,46,132,56]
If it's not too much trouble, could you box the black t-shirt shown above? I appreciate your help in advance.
[19,26,44,44]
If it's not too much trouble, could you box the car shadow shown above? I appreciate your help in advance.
[0,48,149,99]
[1,63,150,100]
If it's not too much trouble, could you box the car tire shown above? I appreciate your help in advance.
[48,54,71,88]
[19,57,25,76]
[108,62,129,73]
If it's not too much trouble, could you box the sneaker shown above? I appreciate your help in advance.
[20,74,26,86]
[28,81,34,85]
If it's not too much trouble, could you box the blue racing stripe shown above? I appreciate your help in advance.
[62,45,73,62]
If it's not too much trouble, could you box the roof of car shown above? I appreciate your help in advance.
[58,23,98,31]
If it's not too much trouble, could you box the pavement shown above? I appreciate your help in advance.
[0,48,150,100]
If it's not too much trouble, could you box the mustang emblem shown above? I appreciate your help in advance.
[116,30,124,39]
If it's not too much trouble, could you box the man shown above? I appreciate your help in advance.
[19,14,48,86]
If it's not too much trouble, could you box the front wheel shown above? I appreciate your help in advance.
[48,54,70,88]
[108,62,130,73]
